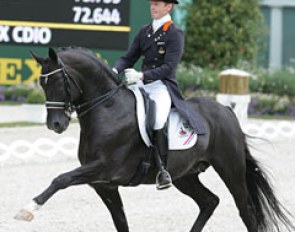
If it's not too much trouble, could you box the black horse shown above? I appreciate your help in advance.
[15,47,294,232]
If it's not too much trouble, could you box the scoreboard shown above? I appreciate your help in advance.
[0,0,150,85]
[0,0,130,50]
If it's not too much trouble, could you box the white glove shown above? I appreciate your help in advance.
[124,68,143,85]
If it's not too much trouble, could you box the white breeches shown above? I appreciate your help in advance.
[137,80,171,130]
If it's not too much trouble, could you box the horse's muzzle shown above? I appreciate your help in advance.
[51,121,68,134]
[47,113,70,134]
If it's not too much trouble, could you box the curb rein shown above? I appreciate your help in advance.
[41,59,123,119]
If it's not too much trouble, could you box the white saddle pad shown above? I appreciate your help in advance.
[128,85,197,150]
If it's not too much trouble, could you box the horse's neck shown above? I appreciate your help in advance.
[62,52,118,100]
[83,78,117,100]
[76,65,118,101]
[78,87,135,132]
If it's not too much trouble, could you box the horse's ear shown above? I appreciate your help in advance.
[48,47,58,63]
[30,50,44,65]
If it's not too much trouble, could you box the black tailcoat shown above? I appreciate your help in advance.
[115,22,205,134]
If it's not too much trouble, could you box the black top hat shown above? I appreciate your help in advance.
[150,0,179,4]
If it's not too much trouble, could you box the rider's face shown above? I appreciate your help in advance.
[150,1,173,20]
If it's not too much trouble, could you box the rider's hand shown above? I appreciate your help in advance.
[124,68,143,85]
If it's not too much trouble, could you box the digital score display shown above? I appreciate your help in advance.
[0,0,131,50]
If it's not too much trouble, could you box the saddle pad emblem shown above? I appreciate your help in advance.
[168,110,197,149]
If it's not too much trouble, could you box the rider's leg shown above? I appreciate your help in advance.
[154,123,172,190]
[142,80,172,190]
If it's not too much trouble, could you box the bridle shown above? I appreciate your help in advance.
[41,59,123,118]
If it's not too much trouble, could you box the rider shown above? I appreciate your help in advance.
[113,0,205,190]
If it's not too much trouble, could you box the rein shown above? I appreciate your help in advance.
[75,85,122,118]
[42,59,123,118]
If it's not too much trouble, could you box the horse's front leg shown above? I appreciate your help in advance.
[91,184,129,232]
[14,160,107,221]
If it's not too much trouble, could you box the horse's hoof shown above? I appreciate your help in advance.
[14,209,34,222]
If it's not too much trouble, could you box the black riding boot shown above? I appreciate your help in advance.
[154,125,172,190]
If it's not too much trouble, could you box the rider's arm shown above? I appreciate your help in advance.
[114,28,144,74]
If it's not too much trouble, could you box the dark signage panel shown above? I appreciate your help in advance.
[0,0,130,50]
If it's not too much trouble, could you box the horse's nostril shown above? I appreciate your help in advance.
[53,122,60,130]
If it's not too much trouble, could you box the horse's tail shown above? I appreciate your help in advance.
[245,144,295,232]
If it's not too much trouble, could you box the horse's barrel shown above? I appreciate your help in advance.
[219,69,249,95]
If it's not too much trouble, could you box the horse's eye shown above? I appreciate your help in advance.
[42,66,49,74]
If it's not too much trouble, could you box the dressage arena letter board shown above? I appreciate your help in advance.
[0,0,130,50]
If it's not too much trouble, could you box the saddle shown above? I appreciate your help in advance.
[138,88,155,143]
[128,85,198,150]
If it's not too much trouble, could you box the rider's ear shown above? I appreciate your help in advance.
[48,47,58,63]
[30,50,45,65]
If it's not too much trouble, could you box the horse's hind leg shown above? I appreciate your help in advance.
[213,162,258,232]
[91,184,129,232]
[173,173,219,232]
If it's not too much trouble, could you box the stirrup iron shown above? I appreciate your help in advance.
[156,169,172,190]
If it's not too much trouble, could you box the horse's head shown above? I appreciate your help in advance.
[32,48,82,134]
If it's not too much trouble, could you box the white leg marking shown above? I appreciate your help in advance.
[23,200,42,212]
